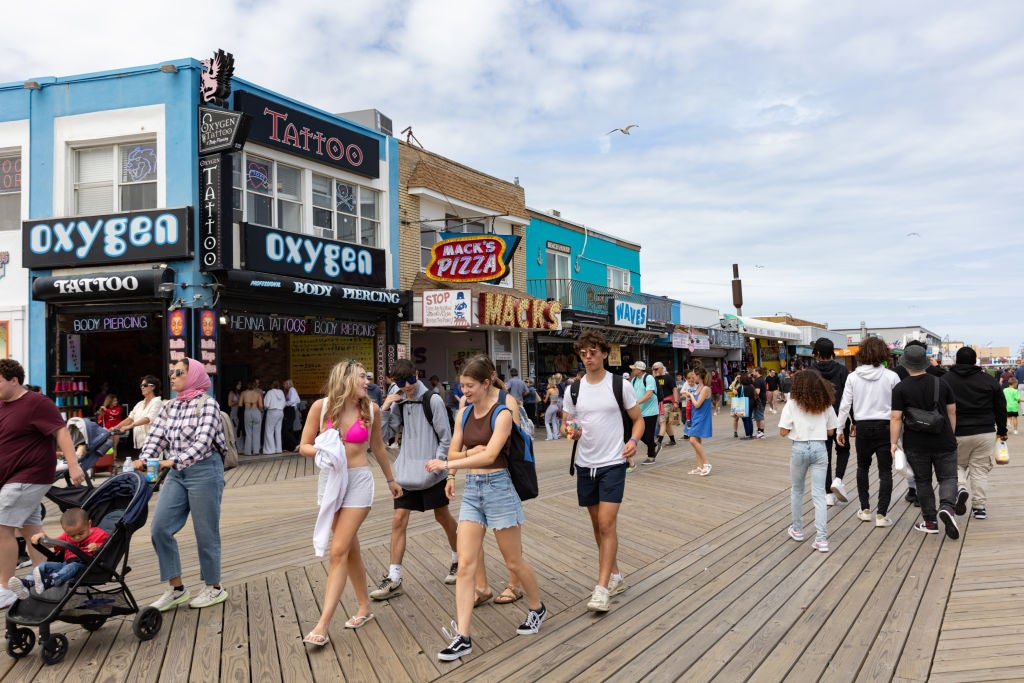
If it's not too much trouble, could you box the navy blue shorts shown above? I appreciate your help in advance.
[576,462,627,507]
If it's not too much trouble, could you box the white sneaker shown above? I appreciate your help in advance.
[586,587,610,612]
[830,478,848,503]
[856,509,873,522]
[0,587,16,610]
[189,585,228,609]
[826,494,836,507]
[608,576,627,596]
[150,587,192,612]
[875,515,893,528]
[7,577,29,601]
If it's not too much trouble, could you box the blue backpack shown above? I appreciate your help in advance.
[460,391,538,501]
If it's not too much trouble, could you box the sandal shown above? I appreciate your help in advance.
[699,464,712,476]
[493,584,523,604]
[303,631,330,646]
[473,589,493,607]
[688,467,703,475]
[344,613,375,629]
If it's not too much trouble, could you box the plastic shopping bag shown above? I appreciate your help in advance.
[894,447,914,479]
[730,396,749,417]
[996,440,1009,465]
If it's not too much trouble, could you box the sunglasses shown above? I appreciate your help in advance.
[169,369,186,378]
[395,376,418,388]
[140,383,153,388]
[578,348,602,358]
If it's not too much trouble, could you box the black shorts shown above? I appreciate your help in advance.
[576,462,627,507]
[394,479,450,512]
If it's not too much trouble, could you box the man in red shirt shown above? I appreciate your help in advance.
[0,359,85,609]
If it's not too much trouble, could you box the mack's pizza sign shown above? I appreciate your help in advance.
[425,233,521,284]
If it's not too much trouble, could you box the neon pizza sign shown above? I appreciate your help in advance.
[425,233,521,284]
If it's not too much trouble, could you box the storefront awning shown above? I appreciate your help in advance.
[724,315,802,341]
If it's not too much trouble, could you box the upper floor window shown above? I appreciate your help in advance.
[312,174,379,247]
[0,153,20,231]
[74,142,158,215]
[232,154,303,231]
[608,266,631,292]
[546,250,571,303]
[419,215,485,269]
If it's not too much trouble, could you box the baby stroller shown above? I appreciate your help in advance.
[5,470,164,665]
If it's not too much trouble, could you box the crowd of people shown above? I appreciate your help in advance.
[0,330,1013,661]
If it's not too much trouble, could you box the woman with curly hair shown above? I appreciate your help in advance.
[298,360,402,645]
[779,370,838,552]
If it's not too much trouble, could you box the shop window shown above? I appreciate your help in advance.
[74,142,158,215]
[546,250,570,304]
[0,153,20,231]
[608,266,631,292]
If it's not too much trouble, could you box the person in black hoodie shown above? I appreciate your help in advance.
[942,346,1008,520]
[894,340,945,505]
[811,338,851,506]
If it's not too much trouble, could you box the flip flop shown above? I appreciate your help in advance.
[688,467,703,475]
[473,589,494,607]
[493,585,523,604]
[344,613,375,629]
[699,464,712,476]
[303,632,330,646]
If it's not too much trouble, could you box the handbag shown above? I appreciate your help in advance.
[903,376,945,434]
[730,395,749,417]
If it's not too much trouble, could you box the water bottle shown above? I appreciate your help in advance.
[123,458,134,474]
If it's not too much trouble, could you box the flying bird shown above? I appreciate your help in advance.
[754,264,766,269]
[906,232,921,237]
[606,125,639,135]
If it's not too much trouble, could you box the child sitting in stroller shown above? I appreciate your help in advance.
[7,508,109,598]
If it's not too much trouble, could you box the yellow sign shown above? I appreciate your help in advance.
[478,292,562,330]
[290,335,374,396]
[608,344,622,366]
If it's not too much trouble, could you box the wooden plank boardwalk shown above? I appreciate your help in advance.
[2,411,1021,682]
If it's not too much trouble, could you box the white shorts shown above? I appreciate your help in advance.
[340,467,374,508]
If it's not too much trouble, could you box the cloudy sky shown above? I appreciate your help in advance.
[4,1,1022,348]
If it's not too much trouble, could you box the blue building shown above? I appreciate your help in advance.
[525,209,674,379]
[0,56,406,412]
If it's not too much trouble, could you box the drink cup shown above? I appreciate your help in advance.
[568,422,582,440]
[146,458,160,483]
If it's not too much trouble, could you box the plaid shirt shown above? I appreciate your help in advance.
[138,395,225,470]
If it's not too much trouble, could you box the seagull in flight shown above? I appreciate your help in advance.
[606,125,639,135]
[906,232,921,237]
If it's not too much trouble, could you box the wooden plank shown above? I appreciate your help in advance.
[189,601,225,683]
[266,572,313,683]
[286,566,345,683]
[124,602,182,682]
[219,581,250,683]
[61,621,126,683]
[304,560,378,682]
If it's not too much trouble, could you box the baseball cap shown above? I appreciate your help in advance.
[630,361,648,371]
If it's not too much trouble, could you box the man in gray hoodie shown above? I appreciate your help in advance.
[370,359,458,600]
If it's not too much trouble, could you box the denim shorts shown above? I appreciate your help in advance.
[751,404,765,421]
[0,483,50,527]
[576,462,627,507]
[459,470,524,530]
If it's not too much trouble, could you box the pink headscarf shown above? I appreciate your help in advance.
[174,357,211,402]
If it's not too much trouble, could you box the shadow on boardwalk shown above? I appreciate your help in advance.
[2,413,1021,682]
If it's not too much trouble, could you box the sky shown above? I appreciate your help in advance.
[3,0,1022,349]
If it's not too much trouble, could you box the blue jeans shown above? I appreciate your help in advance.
[24,561,85,590]
[790,440,828,542]
[151,455,225,585]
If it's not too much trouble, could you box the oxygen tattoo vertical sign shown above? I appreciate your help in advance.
[198,154,233,271]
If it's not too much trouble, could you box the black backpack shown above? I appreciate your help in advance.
[401,392,455,444]
[460,391,538,501]
[568,374,632,476]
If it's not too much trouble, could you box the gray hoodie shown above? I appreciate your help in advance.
[836,364,901,425]
[382,381,451,490]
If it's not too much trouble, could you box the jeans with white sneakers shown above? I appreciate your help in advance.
[790,440,828,542]
[151,454,225,585]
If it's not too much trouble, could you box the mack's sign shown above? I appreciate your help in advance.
[425,233,521,284]
[479,292,561,330]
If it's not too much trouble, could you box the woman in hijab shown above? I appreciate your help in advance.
[136,357,228,612]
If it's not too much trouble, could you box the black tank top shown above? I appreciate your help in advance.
[462,402,509,470]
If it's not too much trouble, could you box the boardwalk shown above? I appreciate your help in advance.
[1,411,1020,682]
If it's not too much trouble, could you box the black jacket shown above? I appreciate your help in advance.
[813,360,848,413]
[943,364,1007,437]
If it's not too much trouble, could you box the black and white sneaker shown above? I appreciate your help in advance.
[516,604,547,635]
[444,562,458,585]
[438,621,472,661]
[954,488,970,516]
[369,575,402,600]
[972,508,987,520]
[938,508,960,540]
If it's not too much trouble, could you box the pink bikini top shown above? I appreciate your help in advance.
[323,416,369,444]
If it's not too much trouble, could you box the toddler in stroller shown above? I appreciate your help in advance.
[8,507,109,598]
[4,470,164,665]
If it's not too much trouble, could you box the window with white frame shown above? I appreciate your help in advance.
[546,250,570,303]
[419,214,485,269]
[0,153,21,231]
[73,142,158,215]
[232,152,379,246]
[608,266,631,292]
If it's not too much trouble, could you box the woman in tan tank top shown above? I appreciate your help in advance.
[425,355,546,661]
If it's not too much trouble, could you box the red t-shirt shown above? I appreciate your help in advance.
[97,405,124,429]
[55,526,110,561]
[0,390,66,486]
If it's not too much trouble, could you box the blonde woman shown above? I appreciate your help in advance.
[544,375,561,440]
[298,360,402,645]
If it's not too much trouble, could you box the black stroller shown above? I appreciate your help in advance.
[5,470,164,665]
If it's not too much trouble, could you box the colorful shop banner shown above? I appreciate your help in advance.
[290,335,374,396]
[195,308,219,375]
[244,223,386,288]
[234,91,380,179]
[478,292,562,330]
[224,313,376,337]
[425,232,521,284]
[611,299,648,329]
[422,289,472,328]
[168,308,188,371]
[65,313,152,334]
[23,207,193,268]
